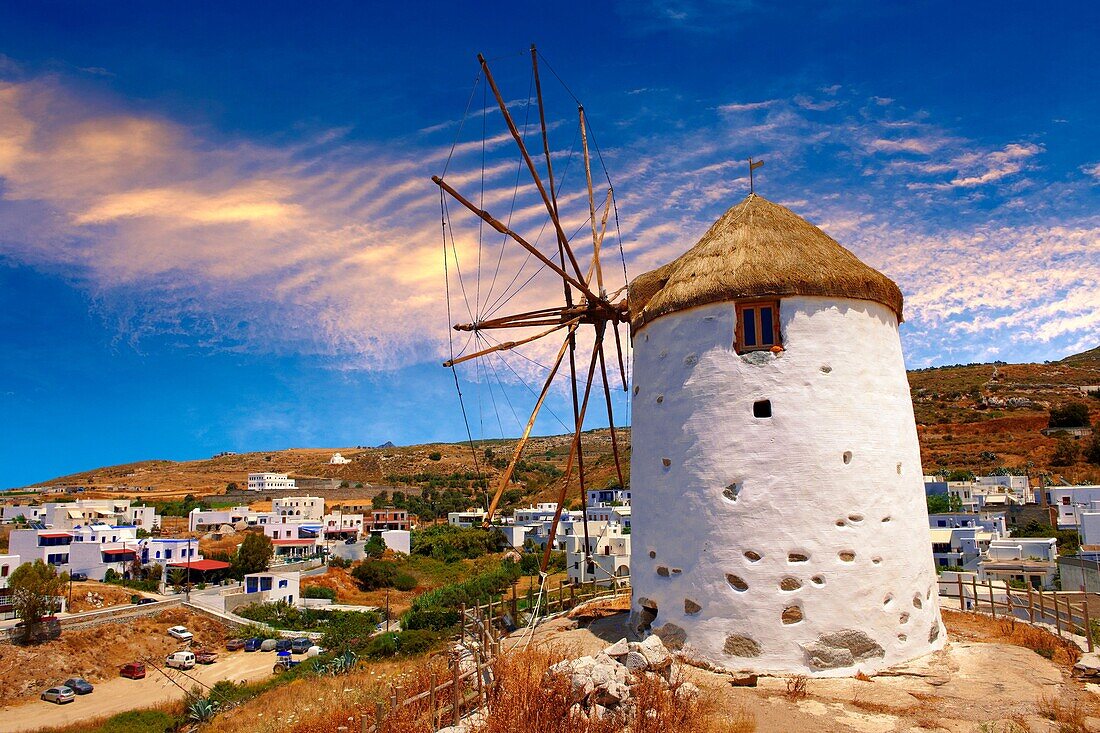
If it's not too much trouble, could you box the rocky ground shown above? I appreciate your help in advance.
[513,607,1100,732]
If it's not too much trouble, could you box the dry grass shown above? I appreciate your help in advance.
[849,696,918,716]
[943,610,1081,667]
[1038,692,1089,733]
[782,675,808,701]
[853,670,871,682]
[66,581,141,612]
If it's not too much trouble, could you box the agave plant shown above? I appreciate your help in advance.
[188,697,220,724]
[323,649,359,676]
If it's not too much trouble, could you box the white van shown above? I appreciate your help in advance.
[166,651,196,670]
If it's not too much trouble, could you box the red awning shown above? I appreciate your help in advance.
[272,539,316,546]
[167,560,231,571]
[102,549,136,556]
[39,532,72,539]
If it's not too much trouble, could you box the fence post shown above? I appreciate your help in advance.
[957,575,964,611]
[1053,594,1063,637]
[460,603,466,647]
[1026,585,1034,623]
[429,672,437,730]
[570,583,575,608]
[988,581,996,619]
[453,655,461,725]
[511,582,518,620]
[375,701,384,731]
[971,576,979,613]
[1038,587,1046,624]
[1082,595,1094,652]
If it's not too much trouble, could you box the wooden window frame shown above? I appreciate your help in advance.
[735,299,781,353]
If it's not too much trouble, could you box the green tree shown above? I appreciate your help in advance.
[234,532,274,576]
[9,561,67,641]
[364,535,385,559]
[351,560,398,590]
[1049,402,1091,429]
[926,493,962,514]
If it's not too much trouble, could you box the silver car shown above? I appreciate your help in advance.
[41,686,75,704]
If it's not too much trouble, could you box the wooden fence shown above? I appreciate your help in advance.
[354,579,631,733]
[936,575,1096,652]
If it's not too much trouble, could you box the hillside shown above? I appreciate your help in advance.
[16,347,1100,502]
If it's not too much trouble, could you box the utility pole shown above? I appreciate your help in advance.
[385,588,390,633]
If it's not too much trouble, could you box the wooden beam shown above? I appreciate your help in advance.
[611,320,628,390]
[585,188,612,289]
[478,53,590,291]
[443,319,579,368]
[597,340,626,492]
[432,175,598,302]
[541,325,604,573]
[482,325,577,523]
[579,107,604,296]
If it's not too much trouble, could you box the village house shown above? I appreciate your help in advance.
[272,495,324,519]
[978,537,1059,589]
[0,553,19,620]
[565,520,630,585]
[247,472,298,491]
[242,570,300,605]
[1043,486,1100,528]
[447,509,487,528]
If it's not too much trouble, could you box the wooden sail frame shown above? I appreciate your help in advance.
[434,46,629,576]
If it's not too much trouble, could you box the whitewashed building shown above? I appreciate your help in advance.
[448,509,487,528]
[272,496,324,519]
[242,571,301,606]
[979,537,1058,589]
[1044,486,1100,528]
[329,453,352,465]
[628,194,943,676]
[565,521,630,585]
[247,473,297,492]
[0,553,19,620]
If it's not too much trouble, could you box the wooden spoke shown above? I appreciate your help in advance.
[482,324,578,524]
[541,324,605,574]
[579,107,606,297]
[585,188,612,290]
[479,53,590,291]
[443,319,579,368]
[612,320,628,391]
[433,176,600,304]
[598,339,626,492]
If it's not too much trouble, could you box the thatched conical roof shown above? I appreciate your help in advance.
[627,194,903,330]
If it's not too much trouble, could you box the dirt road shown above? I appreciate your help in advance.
[3,650,278,732]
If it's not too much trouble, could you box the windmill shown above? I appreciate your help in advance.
[432,46,629,580]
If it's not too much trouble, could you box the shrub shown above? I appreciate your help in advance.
[328,555,351,569]
[403,559,521,631]
[1049,402,1091,428]
[428,451,442,461]
[364,535,385,559]
[411,523,505,562]
[302,585,337,601]
[351,560,398,590]
[1085,434,1100,465]
[1051,436,1079,467]
[393,573,417,591]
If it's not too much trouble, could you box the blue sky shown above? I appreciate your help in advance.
[1,1,1098,488]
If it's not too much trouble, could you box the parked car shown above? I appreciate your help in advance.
[225,638,246,651]
[290,637,312,654]
[136,597,157,605]
[41,686,75,704]
[120,662,146,679]
[243,637,263,652]
[274,639,293,653]
[166,651,196,670]
[193,648,218,664]
[167,626,193,641]
[63,677,93,695]
[259,638,278,652]
[344,537,357,545]
[69,572,88,582]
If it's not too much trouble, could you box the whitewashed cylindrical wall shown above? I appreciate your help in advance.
[629,295,944,676]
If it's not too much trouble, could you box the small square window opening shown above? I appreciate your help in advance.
[736,300,781,353]
[753,399,772,418]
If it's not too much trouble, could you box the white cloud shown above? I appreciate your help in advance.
[717,100,778,113]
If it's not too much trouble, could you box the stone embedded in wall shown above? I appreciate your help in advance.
[843,451,853,464]
[656,395,664,403]
[928,622,940,643]
[726,574,749,591]
[662,458,671,468]
[780,577,802,591]
[743,550,762,562]
[839,551,856,562]
[656,566,670,577]
[781,606,804,624]
[724,634,762,657]
[648,550,656,559]
[653,623,687,651]
[912,595,923,609]
[723,483,741,502]
[820,365,832,373]
[811,575,825,586]
[684,598,701,615]
[788,552,809,563]
[683,353,698,366]
[899,612,910,624]
[801,630,885,670]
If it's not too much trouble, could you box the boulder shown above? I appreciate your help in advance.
[802,629,884,670]
[637,634,672,672]
[729,673,758,687]
[623,651,649,672]
[604,638,630,657]
[673,681,700,702]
